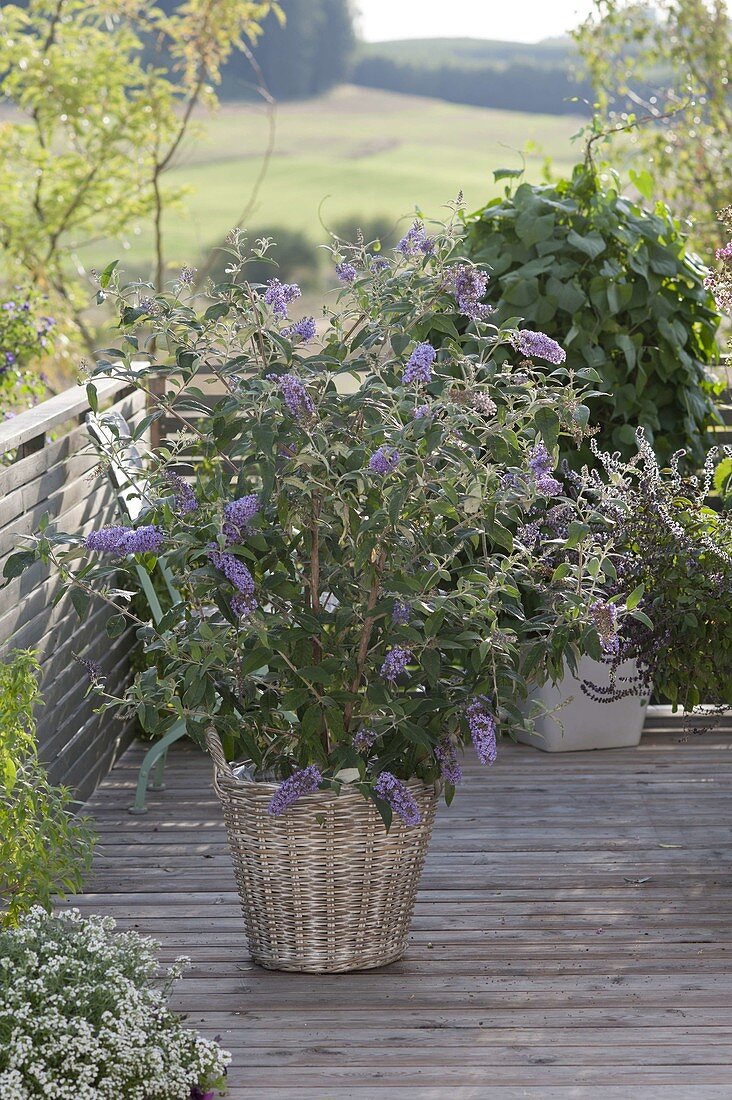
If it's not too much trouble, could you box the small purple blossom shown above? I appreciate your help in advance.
[381,646,412,683]
[511,330,566,365]
[368,446,400,475]
[716,241,732,261]
[268,765,323,816]
[163,469,198,516]
[5,352,16,366]
[529,442,562,497]
[85,524,164,555]
[268,372,315,421]
[223,494,259,544]
[590,600,620,655]
[263,278,301,320]
[373,770,421,825]
[466,698,497,765]
[447,264,493,321]
[413,404,431,419]
[403,342,436,385]
[73,653,104,686]
[435,741,463,786]
[284,316,317,342]
[396,220,434,257]
[353,725,378,752]
[335,261,357,283]
[371,257,390,273]
[208,548,257,618]
[392,599,411,625]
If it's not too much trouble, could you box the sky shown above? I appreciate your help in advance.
[356,0,597,44]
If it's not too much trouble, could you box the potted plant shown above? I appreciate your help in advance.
[519,426,732,751]
[6,213,634,971]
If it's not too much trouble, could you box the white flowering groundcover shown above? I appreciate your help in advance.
[0,907,230,1099]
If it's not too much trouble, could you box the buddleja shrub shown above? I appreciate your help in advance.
[7,211,634,825]
[0,650,94,925]
[462,164,721,467]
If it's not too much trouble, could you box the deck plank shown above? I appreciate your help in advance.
[77,732,732,1098]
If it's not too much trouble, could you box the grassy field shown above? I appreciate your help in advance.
[112,85,584,280]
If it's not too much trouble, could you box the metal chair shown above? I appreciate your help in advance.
[86,411,188,814]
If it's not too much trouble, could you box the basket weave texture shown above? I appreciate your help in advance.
[206,727,438,973]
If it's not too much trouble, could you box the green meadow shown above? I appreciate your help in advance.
[113,85,584,278]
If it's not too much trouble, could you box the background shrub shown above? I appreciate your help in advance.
[0,650,94,926]
[461,165,722,467]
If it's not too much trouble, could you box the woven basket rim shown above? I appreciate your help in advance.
[219,770,436,797]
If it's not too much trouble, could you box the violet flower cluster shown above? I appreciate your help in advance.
[435,741,463,786]
[207,548,257,618]
[403,342,436,385]
[284,316,317,342]
[392,600,411,625]
[447,264,493,322]
[335,261,358,283]
[368,446,400,475]
[373,770,422,825]
[529,442,563,497]
[223,494,259,544]
[413,403,431,419]
[86,524,164,556]
[163,469,198,516]
[263,278,301,320]
[396,220,434,256]
[353,725,378,752]
[466,698,498,765]
[267,765,323,816]
[511,329,566,365]
[590,599,620,655]
[381,646,412,683]
[269,372,315,421]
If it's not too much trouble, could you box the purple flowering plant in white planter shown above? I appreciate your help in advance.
[8,209,633,826]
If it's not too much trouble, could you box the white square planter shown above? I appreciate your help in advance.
[517,656,649,752]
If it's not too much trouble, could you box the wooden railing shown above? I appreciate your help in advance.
[0,380,146,800]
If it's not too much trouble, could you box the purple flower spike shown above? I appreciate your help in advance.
[374,770,421,825]
[528,442,563,497]
[163,469,198,516]
[85,525,164,556]
[353,725,378,752]
[263,278,301,320]
[208,549,257,618]
[511,329,566,365]
[590,600,620,655]
[447,264,493,321]
[268,372,315,421]
[466,698,497,765]
[392,599,411,625]
[413,404,431,420]
[335,261,357,283]
[403,342,436,385]
[284,316,317,341]
[396,220,434,257]
[223,494,259,544]
[435,741,463,786]
[381,646,412,683]
[268,765,323,815]
[368,446,400,475]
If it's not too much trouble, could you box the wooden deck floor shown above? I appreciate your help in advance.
[75,727,732,1099]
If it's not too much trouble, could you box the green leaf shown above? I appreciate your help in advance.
[99,260,119,289]
[626,585,645,611]
[533,407,560,451]
[86,383,98,414]
[106,614,127,638]
[3,550,36,581]
[493,167,524,181]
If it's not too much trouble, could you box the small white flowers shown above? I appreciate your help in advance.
[0,907,230,1099]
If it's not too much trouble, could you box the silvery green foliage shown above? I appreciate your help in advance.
[0,907,230,1098]
[9,208,629,821]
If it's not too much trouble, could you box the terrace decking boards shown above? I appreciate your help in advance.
[76,723,732,1099]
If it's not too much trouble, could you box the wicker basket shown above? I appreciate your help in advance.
[206,727,438,973]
